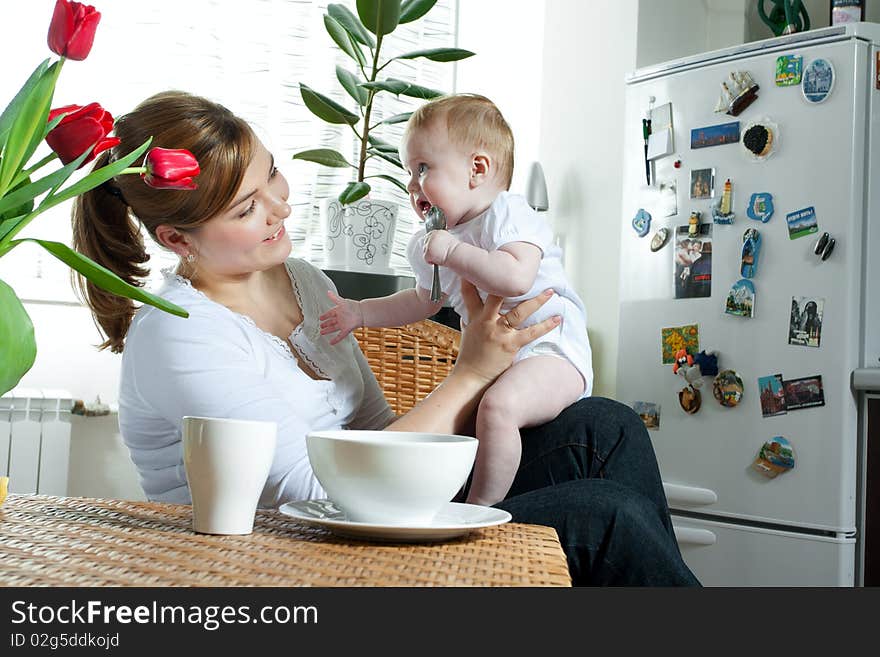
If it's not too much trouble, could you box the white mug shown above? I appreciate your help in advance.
[182,416,276,535]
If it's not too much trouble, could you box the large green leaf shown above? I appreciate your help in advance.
[12,239,189,318]
[293,149,354,168]
[0,59,49,152]
[394,47,475,62]
[360,79,443,100]
[367,134,398,153]
[0,278,37,396]
[324,15,366,67]
[356,0,400,36]
[0,61,60,195]
[336,66,369,107]
[366,148,404,170]
[366,173,408,193]
[299,84,359,125]
[380,111,412,125]
[0,145,92,218]
[0,213,26,244]
[399,0,437,24]
[327,3,375,47]
[338,181,371,205]
[0,176,34,224]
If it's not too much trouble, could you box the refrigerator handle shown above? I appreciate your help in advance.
[673,525,717,546]
[663,482,718,506]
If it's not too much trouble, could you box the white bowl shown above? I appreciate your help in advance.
[306,430,477,525]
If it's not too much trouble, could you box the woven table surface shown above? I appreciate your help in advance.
[0,495,571,587]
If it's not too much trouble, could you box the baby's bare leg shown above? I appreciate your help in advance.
[466,356,585,506]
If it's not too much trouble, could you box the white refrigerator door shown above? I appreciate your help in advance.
[618,37,872,532]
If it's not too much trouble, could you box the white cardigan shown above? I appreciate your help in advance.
[118,258,396,507]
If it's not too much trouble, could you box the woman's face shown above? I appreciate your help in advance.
[188,141,292,277]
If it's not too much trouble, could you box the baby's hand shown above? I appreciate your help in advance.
[319,291,364,345]
[423,229,458,266]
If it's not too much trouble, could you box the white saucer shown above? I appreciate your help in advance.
[278,499,512,543]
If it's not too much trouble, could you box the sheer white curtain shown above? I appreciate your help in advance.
[0,0,458,300]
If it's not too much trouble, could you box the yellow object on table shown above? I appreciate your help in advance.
[0,477,8,507]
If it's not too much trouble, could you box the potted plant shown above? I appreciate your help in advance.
[293,0,473,271]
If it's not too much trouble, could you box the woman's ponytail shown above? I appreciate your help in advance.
[71,151,149,353]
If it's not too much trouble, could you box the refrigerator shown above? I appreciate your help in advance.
[616,23,880,586]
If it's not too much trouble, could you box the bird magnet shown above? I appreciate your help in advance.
[752,436,795,478]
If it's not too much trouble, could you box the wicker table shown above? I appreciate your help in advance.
[0,495,571,587]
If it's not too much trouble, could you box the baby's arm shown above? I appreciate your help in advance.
[425,231,542,298]
[319,288,442,345]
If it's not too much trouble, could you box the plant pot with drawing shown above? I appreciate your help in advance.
[293,0,473,273]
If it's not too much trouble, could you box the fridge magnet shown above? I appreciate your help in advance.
[713,370,744,407]
[690,168,715,199]
[712,70,760,116]
[741,119,778,160]
[802,58,835,104]
[693,350,719,377]
[650,227,671,252]
[813,231,836,261]
[751,436,795,478]
[647,102,674,161]
[687,211,701,237]
[775,55,803,86]
[788,296,824,348]
[691,121,740,149]
[679,385,702,415]
[673,349,704,389]
[659,180,678,217]
[711,178,735,224]
[758,373,788,417]
[674,158,682,169]
[632,208,652,237]
[661,324,700,364]
[740,228,761,278]
[725,279,756,318]
[785,206,818,240]
[747,192,774,223]
[783,374,826,410]
[632,401,661,430]
[675,224,712,299]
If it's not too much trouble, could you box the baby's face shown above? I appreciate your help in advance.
[399,117,484,229]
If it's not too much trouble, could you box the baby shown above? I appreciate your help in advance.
[320,94,593,506]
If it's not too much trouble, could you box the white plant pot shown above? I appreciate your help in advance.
[321,197,398,272]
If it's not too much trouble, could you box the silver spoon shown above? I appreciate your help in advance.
[425,206,446,302]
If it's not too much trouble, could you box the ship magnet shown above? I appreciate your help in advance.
[713,70,759,116]
[803,58,835,104]
[725,279,755,318]
[678,385,702,414]
[632,208,652,237]
[741,227,761,278]
[650,227,671,251]
[713,369,744,407]
[751,436,795,478]
[747,192,774,223]
[712,178,735,224]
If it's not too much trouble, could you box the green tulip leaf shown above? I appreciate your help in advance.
[12,239,189,318]
[366,148,404,170]
[366,134,398,153]
[293,149,354,168]
[0,176,34,223]
[338,181,371,205]
[0,146,91,218]
[0,213,26,244]
[324,15,366,67]
[356,0,400,36]
[366,173,407,193]
[394,47,475,62]
[299,84,359,125]
[360,79,443,100]
[0,278,37,396]
[380,112,413,125]
[0,59,50,152]
[400,0,438,24]
[328,3,376,47]
[336,66,369,107]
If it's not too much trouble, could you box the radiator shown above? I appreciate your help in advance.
[1,387,73,495]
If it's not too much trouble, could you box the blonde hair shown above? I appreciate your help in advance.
[405,94,514,189]
[71,91,257,352]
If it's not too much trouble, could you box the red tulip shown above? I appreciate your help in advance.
[47,0,101,61]
[46,103,120,167]
[142,148,200,190]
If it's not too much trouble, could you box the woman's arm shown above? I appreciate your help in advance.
[387,282,558,435]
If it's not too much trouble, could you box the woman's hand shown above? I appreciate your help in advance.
[454,280,559,385]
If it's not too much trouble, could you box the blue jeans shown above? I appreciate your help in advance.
[494,397,700,586]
